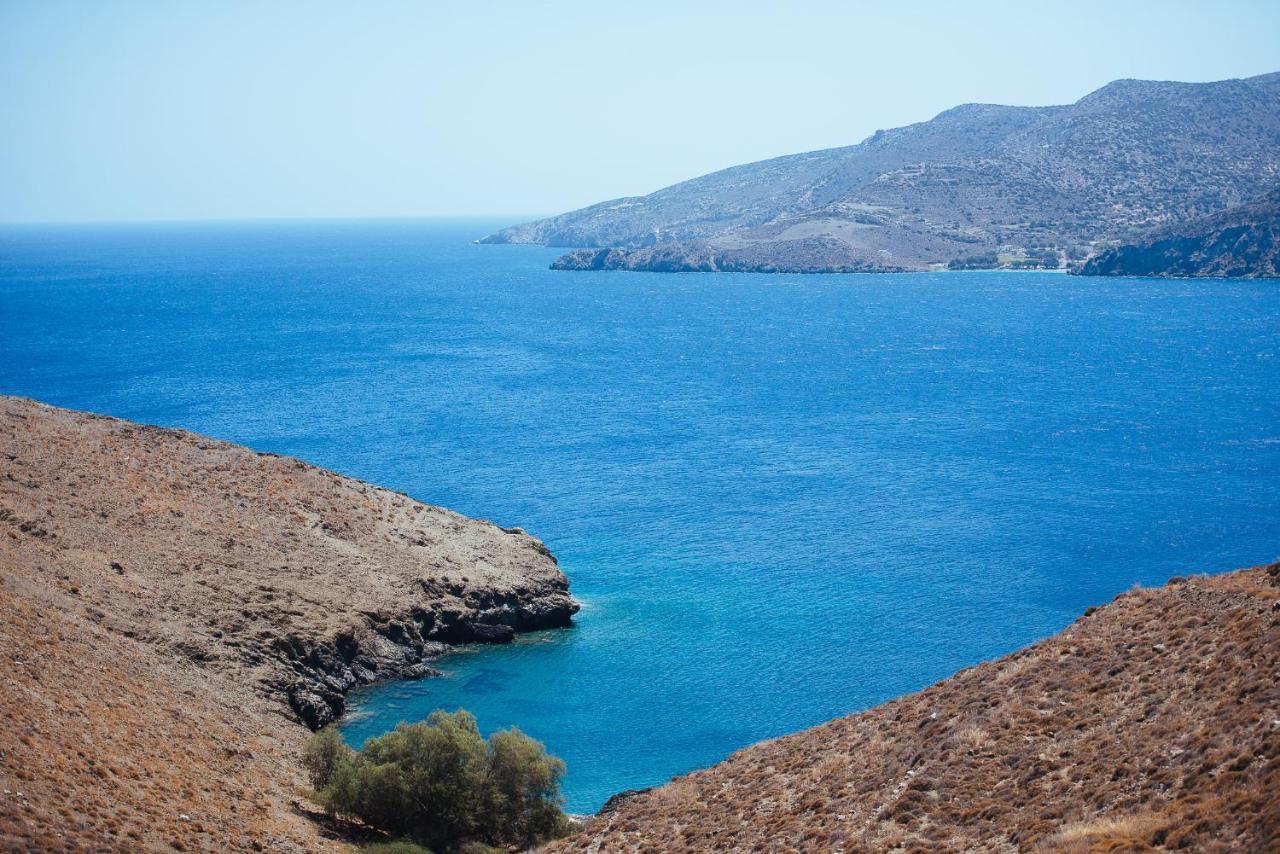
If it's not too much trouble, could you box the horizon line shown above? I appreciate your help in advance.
[0,213,547,228]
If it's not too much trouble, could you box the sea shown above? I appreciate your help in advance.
[2,218,1277,812]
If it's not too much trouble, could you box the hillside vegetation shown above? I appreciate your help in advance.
[306,712,567,851]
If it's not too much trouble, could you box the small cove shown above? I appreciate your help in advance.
[2,219,1277,812]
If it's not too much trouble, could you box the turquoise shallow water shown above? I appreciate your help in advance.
[2,219,1278,812]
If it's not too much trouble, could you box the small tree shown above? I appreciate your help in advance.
[483,727,567,845]
[321,755,362,819]
[305,709,567,851]
[303,726,352,791]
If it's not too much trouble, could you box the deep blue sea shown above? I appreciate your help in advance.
[2,219,1277,812]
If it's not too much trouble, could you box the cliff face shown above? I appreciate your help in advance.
[1077,188,1280,278]
[552,563,1280,853]
[0,396,577,850]
[484,72,1280,273]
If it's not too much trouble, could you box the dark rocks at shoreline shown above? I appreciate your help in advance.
[280,593,577,729]
[595,788,654,818]
[0,395,579,734]
[1076,187,1280,278]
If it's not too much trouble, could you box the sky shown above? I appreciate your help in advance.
[2,0,1279,223]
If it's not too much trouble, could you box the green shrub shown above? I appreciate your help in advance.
[456,843,506,854]
[483,727,568,843]
[307,710,567,852]
[302,725,352,791]
[359,841,432,854]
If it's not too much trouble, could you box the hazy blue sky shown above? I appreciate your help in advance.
[2,0,1279,223]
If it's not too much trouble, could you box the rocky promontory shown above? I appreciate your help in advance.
[1077,188,1280,278]
[0,396,576,850]
[551,237,909,274]
[488,72,1280,274]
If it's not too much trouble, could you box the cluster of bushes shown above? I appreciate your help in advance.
[304,710,568,853]
[1009,253,1061,269]
[947,252,1000,270]
[948,251,1065,270]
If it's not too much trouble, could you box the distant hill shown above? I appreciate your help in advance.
[484,72,1280,273]
[1076,187,1280,278]
[552,563,1280,852]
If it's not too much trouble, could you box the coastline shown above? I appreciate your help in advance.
[551,562,1280,851]
[543,243,1075,275]
[3,398,1275,850]
[0,395,578,849]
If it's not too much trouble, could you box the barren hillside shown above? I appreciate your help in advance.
[554,564,1279,852]
[0,396,577,850]
[486,72,1280,273]
[3,396,1276,851]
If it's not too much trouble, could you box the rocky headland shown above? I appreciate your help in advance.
[0,396,576,850]
[1076,187,1280,278]
[485,72,1280,275]
[550,238,906,274]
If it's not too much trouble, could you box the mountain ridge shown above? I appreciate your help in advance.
[485,72,1280,274]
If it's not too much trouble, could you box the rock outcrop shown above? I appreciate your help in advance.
[0,395,577,850]
[483,72,1280,274]
[551,562,1280,852]
[1076,187,1280,278]
[0,396,577,730]
[550,237,907,274]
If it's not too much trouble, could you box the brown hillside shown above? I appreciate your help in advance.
[2,396,1275,851]
[0,574,330,851]
[0,396,576,851]
[554,564,1280,853]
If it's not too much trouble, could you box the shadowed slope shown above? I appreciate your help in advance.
[1078,188,1280,278]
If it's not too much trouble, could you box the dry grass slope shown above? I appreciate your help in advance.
[0,580,327,852]
[554,564,1279,853]
[0,396,576,850]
